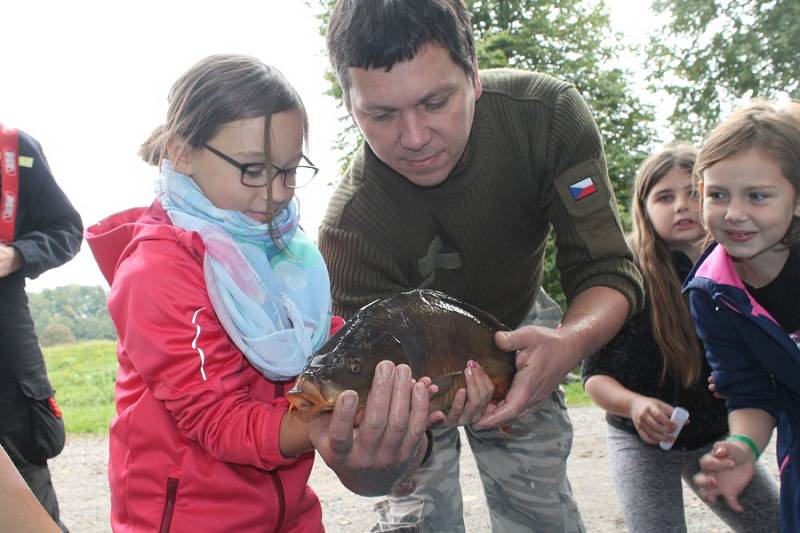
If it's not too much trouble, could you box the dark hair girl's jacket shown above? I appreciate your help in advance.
[85,201,322,533]
[685,242,800,532]
[582,251,728,450]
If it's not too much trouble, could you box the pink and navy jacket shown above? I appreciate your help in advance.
[685,242,800,532]
[85,201,323,533]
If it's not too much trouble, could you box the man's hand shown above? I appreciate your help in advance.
[0,243,22,278]
[473,325,573,429]
[474,286,629,430]
[309,361,431,496]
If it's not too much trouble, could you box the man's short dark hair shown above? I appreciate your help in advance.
[326,0,475,104]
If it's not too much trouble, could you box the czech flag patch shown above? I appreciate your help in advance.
[569,177,597,201]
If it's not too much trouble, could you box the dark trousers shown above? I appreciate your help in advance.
[0,383,69,532]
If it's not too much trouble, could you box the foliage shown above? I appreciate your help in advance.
[467,0,655,213]
[564,380,591,407]
[647,0,800,143]
[313,0,653,304]
[28,285,116,342]
[39,323,77,347]
[45,340,118,434]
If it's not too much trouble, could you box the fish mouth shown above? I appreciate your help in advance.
[286,375,337,413]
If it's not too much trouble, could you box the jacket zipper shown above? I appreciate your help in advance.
[271,381,287,533]
[159,477,179,533]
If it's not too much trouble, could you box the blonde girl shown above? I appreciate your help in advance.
[583,144,779,532]
[687,99,800,532]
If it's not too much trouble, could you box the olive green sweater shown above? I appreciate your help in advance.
[319,69,643,326]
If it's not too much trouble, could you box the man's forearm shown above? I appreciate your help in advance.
[558,286,629,367]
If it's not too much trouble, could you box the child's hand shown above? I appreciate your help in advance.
[629,396,679,445]
[693,440,756,512]
[440,360,496,427]
[708,375,726,399]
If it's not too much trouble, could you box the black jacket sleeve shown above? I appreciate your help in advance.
[9,130,83,279]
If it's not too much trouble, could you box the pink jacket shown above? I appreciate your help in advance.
[86,202,323,533]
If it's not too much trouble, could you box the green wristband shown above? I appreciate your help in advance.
[727,434,761,460]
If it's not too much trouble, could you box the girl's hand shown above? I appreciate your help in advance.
[707,375,726,400]
[441,360,495,427]
[629,396,679,445]
[693,440,756,512]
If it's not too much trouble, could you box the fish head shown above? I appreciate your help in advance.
[286,349,377,412]
[286,332,408,412]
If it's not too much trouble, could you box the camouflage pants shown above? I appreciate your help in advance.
[371,288,585,533]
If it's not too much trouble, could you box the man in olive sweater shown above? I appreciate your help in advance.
[320,1,643,531]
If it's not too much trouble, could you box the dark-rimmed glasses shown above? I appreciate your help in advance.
[203,144,319,189]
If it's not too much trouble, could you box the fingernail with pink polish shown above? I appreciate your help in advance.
[467,360,478,369]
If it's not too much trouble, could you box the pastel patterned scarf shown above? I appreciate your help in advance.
[158,161,331,381]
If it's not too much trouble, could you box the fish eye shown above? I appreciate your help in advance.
[350,358,361,373]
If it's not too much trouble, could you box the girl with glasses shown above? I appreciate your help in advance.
[84,54,438,533]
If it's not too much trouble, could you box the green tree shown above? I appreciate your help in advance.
[28,285,116,341]
[315,0,654,307]
[39,323,77,347]
[647,0,800,143]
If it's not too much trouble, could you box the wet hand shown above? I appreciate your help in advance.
[629,397,678,445]
[309,361,431,496]
[474,325,571,429]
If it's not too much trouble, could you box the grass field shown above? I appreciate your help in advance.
[45,340,118,434]
[44,340,592,435]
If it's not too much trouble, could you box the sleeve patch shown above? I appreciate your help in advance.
[554,160,611,217]
[568,177,597,201]
[18,156,34,168]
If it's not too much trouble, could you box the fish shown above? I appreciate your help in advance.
[286,289,516,413]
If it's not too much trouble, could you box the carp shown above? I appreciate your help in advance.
[286,289,516,413]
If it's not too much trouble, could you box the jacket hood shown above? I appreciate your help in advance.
[85,201,202,285]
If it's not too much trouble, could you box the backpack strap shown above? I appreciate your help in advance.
[0,124,20,242]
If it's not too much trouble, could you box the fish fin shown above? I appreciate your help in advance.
[430,370,465,398]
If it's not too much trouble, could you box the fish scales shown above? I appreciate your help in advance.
[287,289,517,413]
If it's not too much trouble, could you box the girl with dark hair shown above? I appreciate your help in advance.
[84,54,441,532]
[582,144,779,532]
[688,100,800,531]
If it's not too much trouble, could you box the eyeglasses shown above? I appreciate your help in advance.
[203,144,319,189]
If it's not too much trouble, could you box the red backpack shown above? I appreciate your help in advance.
[0,124,19,243]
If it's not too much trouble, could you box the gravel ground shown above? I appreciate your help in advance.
[49,405,778,532]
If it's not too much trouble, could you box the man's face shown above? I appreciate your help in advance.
[347,43,482,187]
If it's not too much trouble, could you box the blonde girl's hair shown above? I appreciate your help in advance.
[138,54,309,249]
[694,99,800,252]
[630,144,703,387]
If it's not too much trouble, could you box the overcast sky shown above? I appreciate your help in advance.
[2,0,660,292]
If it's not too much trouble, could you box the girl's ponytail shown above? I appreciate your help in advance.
[138,125,167,166]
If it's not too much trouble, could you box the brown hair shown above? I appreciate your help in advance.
[139,54,309,247]
[326,0,475,106]
[695,99,800,251]
[630,144,703,387]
